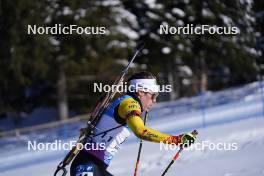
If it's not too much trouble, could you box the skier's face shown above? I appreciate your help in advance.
[138,91,157,112]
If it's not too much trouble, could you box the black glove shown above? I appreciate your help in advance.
[180,130,198,147]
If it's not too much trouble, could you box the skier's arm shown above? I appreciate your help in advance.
[118,97,181,145]
[126,115,181,144]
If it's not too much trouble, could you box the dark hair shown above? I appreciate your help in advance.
[127,71,156,82]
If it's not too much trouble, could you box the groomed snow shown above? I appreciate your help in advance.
[0,82,264,176]
[1,116,263,176]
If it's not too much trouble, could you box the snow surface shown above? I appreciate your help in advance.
[0,82,264,176]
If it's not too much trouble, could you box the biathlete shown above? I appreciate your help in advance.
[70,71,196,176]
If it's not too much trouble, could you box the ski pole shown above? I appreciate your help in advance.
[133,112,148,176]
[161,147,183,176]
[161,130,198,176]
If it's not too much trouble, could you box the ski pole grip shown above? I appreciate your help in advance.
[191,130,198,136]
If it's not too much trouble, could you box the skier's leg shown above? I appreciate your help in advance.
[70,153,113,176]
[71,161,104,176]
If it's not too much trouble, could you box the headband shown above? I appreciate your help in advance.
[129,79,159,93]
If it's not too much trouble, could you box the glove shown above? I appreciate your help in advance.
[166,130,198,146]
[180,133,196,147]
[179,130,198,147]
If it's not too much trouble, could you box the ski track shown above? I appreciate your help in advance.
[1,117,264,176]
[1,81,264,176]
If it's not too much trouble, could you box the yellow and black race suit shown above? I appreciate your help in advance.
[83,93,180,166]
